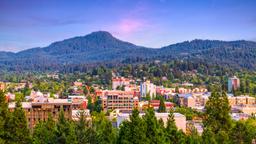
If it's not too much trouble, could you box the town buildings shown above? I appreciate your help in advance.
[140,80,156,99]
[9,99,72,128]
[101,90,139,112]
[138,100,174,111]
[112,77,131,90]
[176,92,210,109]
[228,76,240,92]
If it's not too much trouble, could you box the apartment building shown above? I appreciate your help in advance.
[177,92,210,108]
[228,76,240,92]
[140,80,156,99]
[9,99,72,129]
[112,77,131,90]
[228,95,256,106]
[102,90,139,112]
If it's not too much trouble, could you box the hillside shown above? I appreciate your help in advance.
[0,31,256,71]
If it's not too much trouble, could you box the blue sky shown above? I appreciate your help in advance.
[0,0,255,52]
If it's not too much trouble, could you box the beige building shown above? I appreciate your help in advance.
[228,95,256,106]
[177,92,210,108]
[232,105,256,115]
[102,90,139,112]
[9,99,72,129]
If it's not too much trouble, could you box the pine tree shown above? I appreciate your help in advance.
[33,114,56,144]
[203,89,232,143]
[165,109,186,144]
[6,100,31,144]
[93,112,116,144]
[230,121,255,144]
[75,111,88,144]
[118,109,148,144]
[186,125,202,144]
[165,109,177,142]
[143,108,165,144]
[158,97,166,113]
[55,108,77,144]
[0,91,9,143]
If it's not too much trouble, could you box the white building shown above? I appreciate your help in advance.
[112,77,131,90]
[140,81,156,99]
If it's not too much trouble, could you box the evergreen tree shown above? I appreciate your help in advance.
[158,97,166,113]
[186,125,202,144]
[87,96,94,112]
[165,109,186,144]
[143,108,165,144]
[93,112,116,144]
[94,97,102,113]
[0,91,9,143]
[33,114,56,144]
[118,109,148,144]
[146,92,151,101]
[5,100,31,144]
[203,89,232,143]
[230,121,255,144]
[75,111,88,144]
[55,108,77,144]
[245,79,250,94]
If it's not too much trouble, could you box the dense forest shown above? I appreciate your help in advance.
[2,60,256,99]
[0,31,256,72]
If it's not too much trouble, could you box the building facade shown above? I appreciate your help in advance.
[140,81,156,99]
[102,91,139,112]
[112,77,131,90]
[9,99,72,129]
[228,76,240,92]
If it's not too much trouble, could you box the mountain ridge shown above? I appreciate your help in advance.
[0,31,256,71]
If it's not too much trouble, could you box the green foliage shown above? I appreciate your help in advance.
[118,109,148,144]
[55,108,77,144]
[0,91,9,143]
[93,112,117,144]
[174,106,203,120]
[165,109,186,144]
[75,111,96,144]
[203,89,232,143]
[230,120,256,144]
[143,108,166,144]
[87,96,102,113]
[158,97,166,113]
[33,115,56,144]
[5,100,31,144]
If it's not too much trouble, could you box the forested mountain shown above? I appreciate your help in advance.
[0,31,256,72]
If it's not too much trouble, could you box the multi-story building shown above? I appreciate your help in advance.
[156,86,176,95]
[112,77,131,90]
[177,92,210,108]
[232,105,256,115]
[140,80,156,99]
[8,98,72,129]
[140,100,174,111]
[102,90,139,112]
[178,87,207,94]
[228,95,256,106]
[68,95,88,110]
[228,76,240,92]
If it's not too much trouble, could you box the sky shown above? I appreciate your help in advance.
[0,0,256,52]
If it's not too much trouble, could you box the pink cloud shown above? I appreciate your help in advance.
[117,18,145,34]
